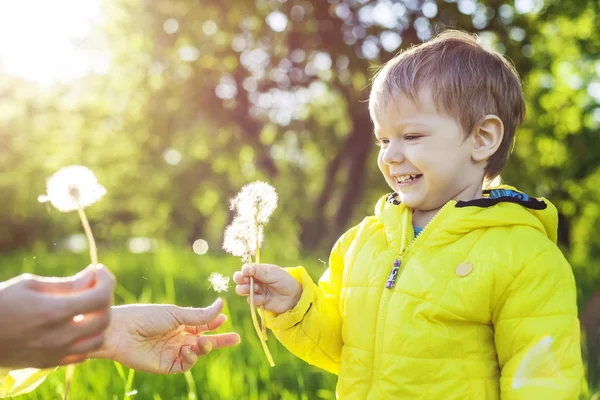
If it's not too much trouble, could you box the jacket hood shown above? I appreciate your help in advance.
[375,185,559,245]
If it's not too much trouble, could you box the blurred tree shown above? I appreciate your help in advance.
[82,0,538,250]
[0,0,598,295]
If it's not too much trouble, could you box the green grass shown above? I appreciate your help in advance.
[2,248,337,400]
[1,248,598,399]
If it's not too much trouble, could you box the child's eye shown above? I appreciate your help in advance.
[405,134,421,141]
[375,139,389,148]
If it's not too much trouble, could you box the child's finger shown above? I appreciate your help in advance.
[232,271,249,285]
[236,283,262,296]
[242,263,279,284]
[236,284,249,296]
[241,264,256,277]
[247,293,268,306]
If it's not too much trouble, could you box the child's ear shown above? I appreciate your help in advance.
[471,115,504,163]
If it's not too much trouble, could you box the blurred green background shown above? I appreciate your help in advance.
[0,0,599,398]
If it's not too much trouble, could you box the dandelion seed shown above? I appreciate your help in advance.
[38,165,106,212]
[230,181,278,224]
[208,272,230,293]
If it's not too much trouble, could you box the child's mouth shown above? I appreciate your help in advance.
[395,174,422,187]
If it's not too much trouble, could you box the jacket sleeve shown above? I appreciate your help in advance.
[265,225,359,375]
[0,368,54,398]
[492,248,584,400]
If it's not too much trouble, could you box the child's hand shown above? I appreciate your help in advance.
[233,264,302,315]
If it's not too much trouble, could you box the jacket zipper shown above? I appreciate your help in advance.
[385,201,455,289]
[367,201,455,398]
[403,201,455,257]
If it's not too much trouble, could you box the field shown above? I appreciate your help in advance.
[2,248,336,400]
[3,248,597,399]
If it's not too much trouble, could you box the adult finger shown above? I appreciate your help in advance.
[169,298,224,327]
[204,333,241,350]
[183,314,227,335]
[57,353,87,366]
[241,264,280,284]
[179,346,197,373]
[66,333,105,355]
[67,311,111,344]
[190,335,214,356]
[26,264,101,294]
[49,266,115,320]
[30,311,109,350]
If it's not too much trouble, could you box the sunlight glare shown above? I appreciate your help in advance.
[0,0,106,85]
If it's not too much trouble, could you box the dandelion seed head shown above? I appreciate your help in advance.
[222,217,263,261]
[208,272,230,293]
[68,185,80,200]
[223,222,252,260]
[230,181,278,224]
[38,165,106,212]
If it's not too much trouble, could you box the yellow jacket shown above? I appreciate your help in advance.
[0,368,52,397]
[267,189,583,399]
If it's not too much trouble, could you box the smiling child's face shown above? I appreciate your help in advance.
[372,89,485,221]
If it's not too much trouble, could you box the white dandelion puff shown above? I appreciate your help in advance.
[230,181,278,224]
[38,165,106,212]
[222,217,263,261]
[224,181,276,367]
[208,272,230,293]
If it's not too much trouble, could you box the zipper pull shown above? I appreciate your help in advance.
[385,259,401,289]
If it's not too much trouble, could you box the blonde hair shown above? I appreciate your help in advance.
[369,30,525,182]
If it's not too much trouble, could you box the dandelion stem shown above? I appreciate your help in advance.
[65,205,98,400]
[76,206,98,267]
[255,242,267,341]
[247,254,260,340]
[64,363,75,400]
[248,253,275,367]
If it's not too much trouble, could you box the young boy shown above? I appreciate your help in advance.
[234,30,583,399]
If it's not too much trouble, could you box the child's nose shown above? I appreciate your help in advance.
[383,143,405,164]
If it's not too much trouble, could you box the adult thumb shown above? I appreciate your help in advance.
[27,264,100,294]
[171,298,224,326]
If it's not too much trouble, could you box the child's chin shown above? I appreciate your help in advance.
[396,194,422,209]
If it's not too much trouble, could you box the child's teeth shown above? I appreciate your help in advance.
[397,175,417,183]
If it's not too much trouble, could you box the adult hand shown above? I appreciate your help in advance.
[0,265,115,369]
[89,298,241,374]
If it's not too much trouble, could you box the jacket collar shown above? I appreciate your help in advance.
[374,186,558,248]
